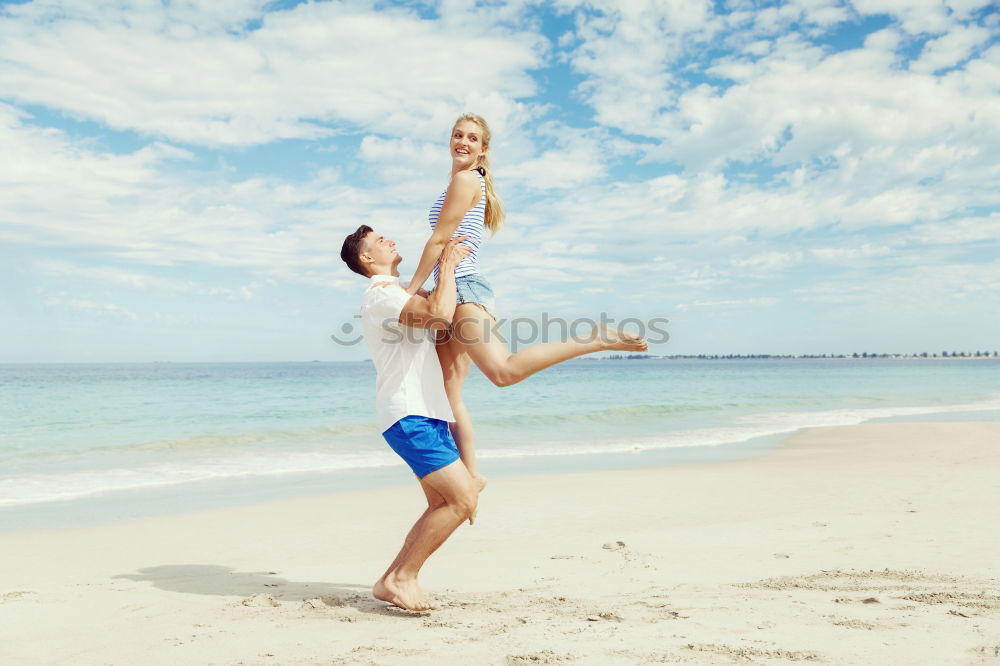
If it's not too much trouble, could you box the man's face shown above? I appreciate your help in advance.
[362,231,399,269]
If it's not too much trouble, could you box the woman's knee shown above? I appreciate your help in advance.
[481,366,516,387]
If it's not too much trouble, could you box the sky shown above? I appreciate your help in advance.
[1,0,998,362]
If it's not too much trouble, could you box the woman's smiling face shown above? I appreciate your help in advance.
[450,120,486,170]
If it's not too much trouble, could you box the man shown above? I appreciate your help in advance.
[340,224,476,612]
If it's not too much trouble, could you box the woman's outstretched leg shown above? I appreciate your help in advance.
[452,303,647,388]
[435,330,487,500]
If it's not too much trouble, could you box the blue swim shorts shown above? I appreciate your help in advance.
[382,416,459,479]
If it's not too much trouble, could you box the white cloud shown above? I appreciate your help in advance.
[911,213,1000,245]
[752,0,850,35]
[41,291,140,321]
[910,24,992,73]
[733,251,805,272]
[510,157,990,243]
[650,34,999,175]
[0,103,428,288]
[497,123,613,190]
[357,135,450,197]
[564,0,719,133]
[2,0,998,360]
[35,259,260,301]
[793,259,1000,312]
[810,244,892,261]
[676,296,778,311]
[556,0,999,251]
[850,0,955,35]
[944,0,998,20]
[0,1,544,145]
[3,0,270,31]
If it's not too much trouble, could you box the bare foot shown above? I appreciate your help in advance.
[467,474,487,525]
[593,325,648,353]
[373,573,435,611]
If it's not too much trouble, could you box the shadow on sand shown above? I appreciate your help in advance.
[113,564,423,617]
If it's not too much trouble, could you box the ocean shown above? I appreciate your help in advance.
[2,358,999,532]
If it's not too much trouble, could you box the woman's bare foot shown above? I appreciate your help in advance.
[593,325,648,353]
[373,572,435,611]
[468,473,487,525]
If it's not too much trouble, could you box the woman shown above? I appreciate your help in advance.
[404,113,647,489]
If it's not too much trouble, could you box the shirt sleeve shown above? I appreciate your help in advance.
[363,285,412,325]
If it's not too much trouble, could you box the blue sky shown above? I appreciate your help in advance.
[1,0,998,362]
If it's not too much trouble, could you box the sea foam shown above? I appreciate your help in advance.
[2,396,997,508]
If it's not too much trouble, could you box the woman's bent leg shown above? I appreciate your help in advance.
[451,303,647,388]
[435,330,487,496]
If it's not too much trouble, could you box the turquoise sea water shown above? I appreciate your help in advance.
[1,359,999,531]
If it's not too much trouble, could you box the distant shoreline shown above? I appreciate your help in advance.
[3,355,999,365]
[594,353,1000,361]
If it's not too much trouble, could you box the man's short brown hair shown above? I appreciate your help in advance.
[341,225,373,277]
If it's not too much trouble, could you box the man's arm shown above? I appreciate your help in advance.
[398,239,470,330]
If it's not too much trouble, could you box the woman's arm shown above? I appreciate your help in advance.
[398,240,471,329]
[404,170,481,295]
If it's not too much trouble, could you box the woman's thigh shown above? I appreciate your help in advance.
[452,303,511,381]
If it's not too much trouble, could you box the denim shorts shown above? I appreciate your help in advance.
[454,274,497,320]
[383,416,460,479]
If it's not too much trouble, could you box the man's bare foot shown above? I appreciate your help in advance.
[593,325,648,353]
[373,572,435,611]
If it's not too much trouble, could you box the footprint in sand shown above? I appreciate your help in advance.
[585,611,623,622]
[301,595,346,609]
[686,643,822,662]
[830,617,880,630]
[601,540,652,567]
[241,593,279,607]
[506,649,571,664]
[0,591,36,602]
[968,645,1000,659]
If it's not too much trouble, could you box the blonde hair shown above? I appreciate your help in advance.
[454,112,505,235]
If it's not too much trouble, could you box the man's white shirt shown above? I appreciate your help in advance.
[360,274,455,432]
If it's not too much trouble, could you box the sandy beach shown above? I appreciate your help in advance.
[1,421,998,665]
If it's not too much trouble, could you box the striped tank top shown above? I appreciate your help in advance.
[429,170,486,283]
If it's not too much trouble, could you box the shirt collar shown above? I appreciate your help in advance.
[369,274,399,286]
